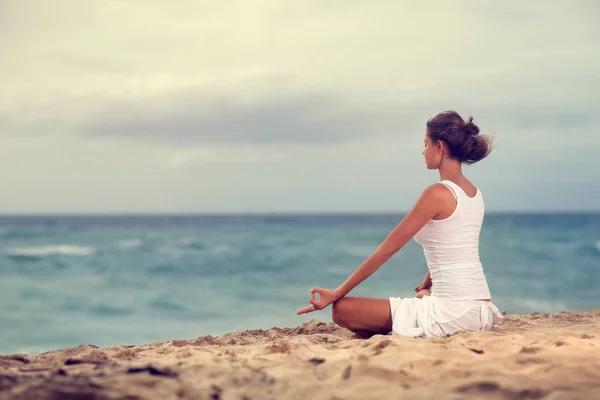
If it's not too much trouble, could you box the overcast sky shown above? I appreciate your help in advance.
[1,0,599,213]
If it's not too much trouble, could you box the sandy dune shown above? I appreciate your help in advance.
[2,310,600,399]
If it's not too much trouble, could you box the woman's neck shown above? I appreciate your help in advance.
[438,158,463,182]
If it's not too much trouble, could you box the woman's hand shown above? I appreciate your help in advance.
[296,288,342,315]
[414,280,432,294]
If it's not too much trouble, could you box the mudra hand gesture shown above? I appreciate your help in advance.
[296,288,341,315]
[414,284,432,299]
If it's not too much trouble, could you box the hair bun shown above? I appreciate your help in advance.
[464,116,480,136]
[426,110,492,164]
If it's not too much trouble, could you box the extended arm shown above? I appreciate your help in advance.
[297,183,451,315]
[334,184,445,298]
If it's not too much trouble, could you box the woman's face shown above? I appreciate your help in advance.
[422,131,442,170]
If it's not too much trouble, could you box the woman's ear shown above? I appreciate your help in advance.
[436,139,445,154]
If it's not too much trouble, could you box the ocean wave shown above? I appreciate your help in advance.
[0,228,50,240]
[156,246,184,256]
[336,244,376,258]
[576,241,600,258]
[88,304,135,317]
[148,264,180,275]
[510,298,571,313]
[158,243,237,256]
[209,244,237,255]
[4,245,95,257]
[178,237,206,251]
[155,238,209,255]
[327,267,351,276]
[149,299,188,312]
[116,238,143,249]
[499,238,600,259]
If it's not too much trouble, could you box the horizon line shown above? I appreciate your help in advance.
[0,210,598,217]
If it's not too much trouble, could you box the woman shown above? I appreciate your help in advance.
[297,110,504,338]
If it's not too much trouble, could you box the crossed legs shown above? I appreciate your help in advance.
[331,290,433,337]
[331,297,393,338]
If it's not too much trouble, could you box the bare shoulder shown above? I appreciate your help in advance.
[413,183,457,220]
[420,182,456,201]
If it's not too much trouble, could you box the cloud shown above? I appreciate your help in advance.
[0,0,599,213]
[79,81,404,146]
[165,146,287,167]
[1,0,598,149]
[3,74,598,152]
[77,88,600,148]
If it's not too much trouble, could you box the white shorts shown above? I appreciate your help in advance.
[388,295,504,337]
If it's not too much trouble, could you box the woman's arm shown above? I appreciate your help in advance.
[334,184,446,298]
[418,270,432,290]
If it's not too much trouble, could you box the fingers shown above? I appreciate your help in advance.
[296,305,317,315]
[299,288,327,316]
[310,298,323,309]
[296,306,315,315]
[312,288,328,304]
[310,293,320,308]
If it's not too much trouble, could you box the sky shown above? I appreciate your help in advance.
[1,0,599,213]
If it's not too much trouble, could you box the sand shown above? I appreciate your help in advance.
[2,310,600,400]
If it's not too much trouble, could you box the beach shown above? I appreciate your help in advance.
[2,309,600,400]
[2,1,599,398]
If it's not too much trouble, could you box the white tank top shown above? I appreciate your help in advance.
[413,180,492,301]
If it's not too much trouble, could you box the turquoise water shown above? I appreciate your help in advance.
[1,214,599,355]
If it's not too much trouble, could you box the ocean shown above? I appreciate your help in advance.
[1,213,599,355]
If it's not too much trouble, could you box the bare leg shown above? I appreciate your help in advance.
[331,297,392,338]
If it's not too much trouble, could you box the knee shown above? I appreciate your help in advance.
[331,298,350,326]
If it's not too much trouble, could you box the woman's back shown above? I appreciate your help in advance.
[414,180,492,301]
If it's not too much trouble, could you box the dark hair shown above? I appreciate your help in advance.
[426,110,493,165]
